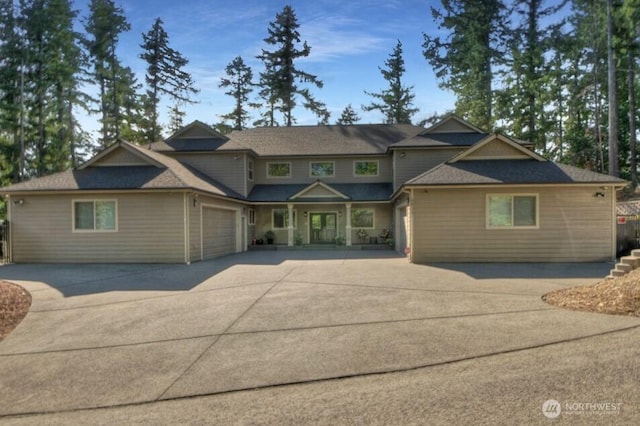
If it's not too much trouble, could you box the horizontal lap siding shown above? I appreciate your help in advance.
[255,157,392,184]
[172,153,246,196]
[11,193,185,263]
[411,187,613,263]
[394,149,462,189]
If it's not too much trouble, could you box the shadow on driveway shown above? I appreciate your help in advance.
[0,250,403,298]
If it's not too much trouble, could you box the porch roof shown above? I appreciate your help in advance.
[248,183,393,203]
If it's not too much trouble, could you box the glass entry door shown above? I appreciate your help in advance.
[309,213,337,243]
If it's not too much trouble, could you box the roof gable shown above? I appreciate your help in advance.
[449,134,546,163]
[290,181,349,200]
[422,114,485,134]
[167,120,228,141]
[79,142,165,170]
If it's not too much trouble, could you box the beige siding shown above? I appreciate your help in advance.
[11,193,186,263]
[202,207,236,259]
[348,204,393,244]
[410,187,614,263]
[170,153,246,196]
[464,140,530,160]
[394,148,463,189]
[254,157,392,185]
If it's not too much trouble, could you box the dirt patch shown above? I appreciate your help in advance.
[0,281,32,341]
[543,269,640,317]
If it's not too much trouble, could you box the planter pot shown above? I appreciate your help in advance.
[267,238,274,245]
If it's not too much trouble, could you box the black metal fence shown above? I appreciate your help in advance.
[0,220,8,263]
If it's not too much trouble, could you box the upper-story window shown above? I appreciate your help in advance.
[354,160,379,177]
[248,159,254,181]
[310,161,335,177]
[267,162,291,178]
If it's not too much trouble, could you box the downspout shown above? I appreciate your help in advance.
[184,192,190,264]
[6,195,12,263]
[612,186,618,262]
[408,188,414,263]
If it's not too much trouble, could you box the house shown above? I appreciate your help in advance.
[0,115,626,263]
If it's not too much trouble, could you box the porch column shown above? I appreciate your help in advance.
[345,202,352,246]
[287,203,294,246]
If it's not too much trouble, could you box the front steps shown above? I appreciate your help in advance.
[608,249,640,278]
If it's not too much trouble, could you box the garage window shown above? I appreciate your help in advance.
[74,200,117,232]
[487,194,538,228]
[272,209,297,229]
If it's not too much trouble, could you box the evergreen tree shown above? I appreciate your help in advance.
[219,56,254,130]
[0,0,22,182]
[363,40,418,124]
[336,104,360,125]
[256,5,328,126]
[18,0,82,176]
[83,0,131,147]
[423,0,505,129]
[140,17,198,141]
[496,0,567,153]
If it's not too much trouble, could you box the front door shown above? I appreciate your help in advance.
[310,213,337,243]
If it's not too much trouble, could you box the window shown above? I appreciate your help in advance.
[272,209,297,229]
[487,194,537,228]
[310,161,335,177]
[248,208,256,225]
[354,161,379,177]
[267,162,291,178]
[248,159,254,181]
[73,200,117,231]
[351,208,374,228]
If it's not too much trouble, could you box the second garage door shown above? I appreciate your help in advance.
[202,207,237,259]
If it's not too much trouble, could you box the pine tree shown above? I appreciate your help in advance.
[83,0,132,147]
[363,40,418,124]
[219,56,254,130]
[256,5,328,126]
[495,0,567,153]
[336,104,360,125]
[0,0,22,182]
[17,0,83,176]
[423,0,505,130]
[140,17,198,141]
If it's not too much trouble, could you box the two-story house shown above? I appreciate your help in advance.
[0,115,626,264]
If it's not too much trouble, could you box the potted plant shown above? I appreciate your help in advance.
[335,235,345,246]
[356,228,369,243]
[294,233,303,246]
[264,230,275,244]
[379,228,392,245]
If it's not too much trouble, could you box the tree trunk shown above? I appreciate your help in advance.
[607,0,619,177]
[630,49,637,187]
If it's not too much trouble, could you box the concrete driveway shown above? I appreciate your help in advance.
[1,251,639,424]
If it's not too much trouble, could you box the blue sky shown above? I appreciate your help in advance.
[77,0,455,135]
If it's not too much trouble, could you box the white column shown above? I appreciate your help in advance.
[287,203,294,246]
[345,203,352,246]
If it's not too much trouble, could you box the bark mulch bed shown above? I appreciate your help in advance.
[543,269,640,317]
[0,280,32,341]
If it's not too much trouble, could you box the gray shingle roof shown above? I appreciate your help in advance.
[227,124,424,156]
[248,183,393,202]
[406,160,627,186]
[0,142,244,199]
[391,132,488,148]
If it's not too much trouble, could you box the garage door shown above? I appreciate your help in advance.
[396,206,408,254]
[202,207,236,259]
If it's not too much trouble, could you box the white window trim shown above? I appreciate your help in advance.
[248,208,256,226]
[486,193,539,229]
[353,160,379,177]
[351,208,375,229]
[272,208,297,230]
[248,159,254,181]
[309,161,335,178]
[266,161,292,179]
[72,199,118,233]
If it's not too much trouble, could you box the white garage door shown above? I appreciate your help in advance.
[202,207,236,259]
